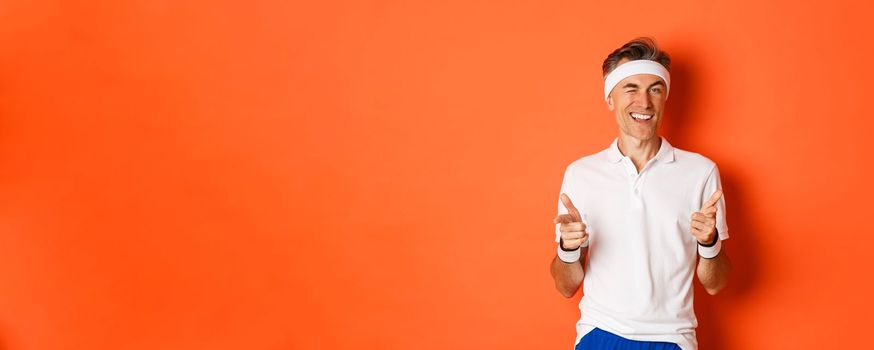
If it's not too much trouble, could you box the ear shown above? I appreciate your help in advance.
[606,95,614,111]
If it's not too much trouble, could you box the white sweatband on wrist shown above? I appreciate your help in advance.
[603,60,671,101]
[557,245,581,263]
[698,238,723,259]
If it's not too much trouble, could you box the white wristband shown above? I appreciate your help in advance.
[698,237,722,259]
[557,244,581,263]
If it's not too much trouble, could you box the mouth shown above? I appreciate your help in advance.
[629,112,654,122]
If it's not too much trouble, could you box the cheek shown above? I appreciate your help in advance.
[614,110,628,124]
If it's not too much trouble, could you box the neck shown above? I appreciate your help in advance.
[617,134,662,172]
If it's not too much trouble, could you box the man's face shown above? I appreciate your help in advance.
[606,61,667,142]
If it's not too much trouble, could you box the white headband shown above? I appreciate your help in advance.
[603,60,670,101]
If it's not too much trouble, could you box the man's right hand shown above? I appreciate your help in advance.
[553,193,588,250]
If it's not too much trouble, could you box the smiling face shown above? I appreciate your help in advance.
[606,61,667,143]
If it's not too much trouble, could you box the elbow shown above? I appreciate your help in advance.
[555,280,582,299]
[704,280,728,295]
[554,282,580,298]
[704,285,723,296]
[557,286,577,298]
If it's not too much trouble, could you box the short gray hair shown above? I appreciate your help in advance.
[602,37,671,77]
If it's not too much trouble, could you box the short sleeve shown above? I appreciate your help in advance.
[702,165,729,241]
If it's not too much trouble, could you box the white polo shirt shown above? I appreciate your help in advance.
[555,137,728,350]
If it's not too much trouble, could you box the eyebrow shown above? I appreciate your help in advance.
[648,81,666,89]
[622,81,665,90]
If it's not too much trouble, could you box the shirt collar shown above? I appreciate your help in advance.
[606,137,675,164]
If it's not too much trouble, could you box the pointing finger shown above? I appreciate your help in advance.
[560,193,581,221]
[702,189,723,210]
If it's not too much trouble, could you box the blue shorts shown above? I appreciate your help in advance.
[575,328,681,350]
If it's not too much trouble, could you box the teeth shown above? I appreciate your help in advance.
[631,113,653,120]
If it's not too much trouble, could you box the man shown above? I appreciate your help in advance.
[549,37,731,350]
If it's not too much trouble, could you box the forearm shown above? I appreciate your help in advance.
[696,245,731,295]
[550,250,586,298]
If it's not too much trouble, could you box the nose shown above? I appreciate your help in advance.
[632,90,653,110]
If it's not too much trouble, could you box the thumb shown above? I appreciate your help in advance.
[560,193,581,221]
[701,189,723,210]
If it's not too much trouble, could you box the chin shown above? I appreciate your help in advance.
[631,131,658,141]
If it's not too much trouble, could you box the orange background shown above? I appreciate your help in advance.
[0,0,872,349]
